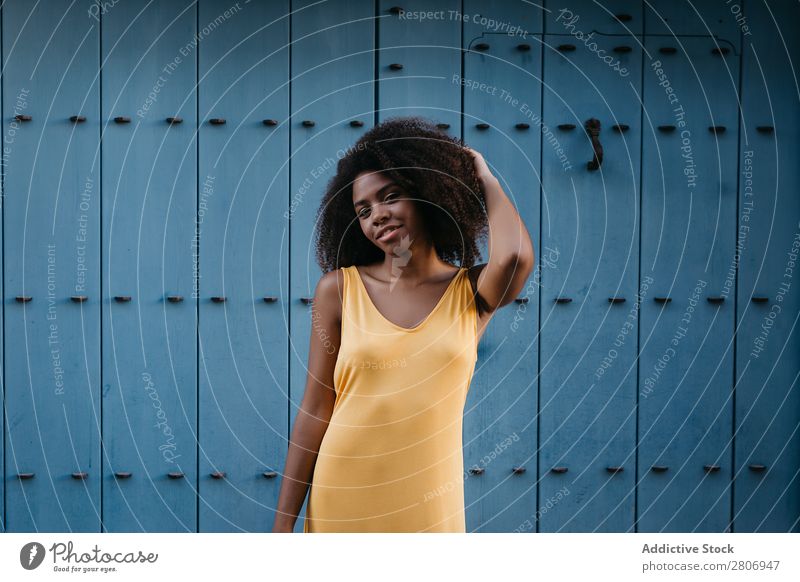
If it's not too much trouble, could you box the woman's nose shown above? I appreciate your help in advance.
[372,202,391,222]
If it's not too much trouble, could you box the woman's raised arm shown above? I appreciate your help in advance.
[464,146,535,312]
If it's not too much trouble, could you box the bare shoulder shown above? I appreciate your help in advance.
[314,268,345,323]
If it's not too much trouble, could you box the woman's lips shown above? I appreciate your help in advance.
[378,225,401,242]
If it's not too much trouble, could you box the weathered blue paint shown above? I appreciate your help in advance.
[100,0,198,532]
[198,0,290,533]
[639,35,739,533]
[540,28,642,533]
[462,0,543,533]
[733,1,800,533]
[3,0,101,533]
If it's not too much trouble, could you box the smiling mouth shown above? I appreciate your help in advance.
[377,225,402,241]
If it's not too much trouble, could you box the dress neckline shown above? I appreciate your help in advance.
[352,266,464,332]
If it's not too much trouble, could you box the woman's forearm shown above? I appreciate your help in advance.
[272,406,332,531]
[480,173,535,268]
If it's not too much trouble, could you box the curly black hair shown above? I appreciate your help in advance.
[314,116,489,273]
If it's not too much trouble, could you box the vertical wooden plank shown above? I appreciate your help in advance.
[101,0,197,531]
[2,0,100,532]
[197,0,289,532]
[289,0,375,533]
[734,0,800,532]
[639,35,739,532]
[377,0,461,129]
[540,21,641,530]
[462,0,543,533]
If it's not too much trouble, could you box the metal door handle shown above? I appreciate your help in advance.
[585,118,603,170]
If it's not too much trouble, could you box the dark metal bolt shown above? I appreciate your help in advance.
[70,115,86,123]
[209,118,226,125]
[114,116,130,123]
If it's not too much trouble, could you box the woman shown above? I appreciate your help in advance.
[272,116,534,532]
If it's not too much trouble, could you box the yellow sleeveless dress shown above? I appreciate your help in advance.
[304,265,478,532]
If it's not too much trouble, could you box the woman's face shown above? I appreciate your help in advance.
[352,171,426,251]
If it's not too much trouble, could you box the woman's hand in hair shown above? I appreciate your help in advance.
[463,146,496,183]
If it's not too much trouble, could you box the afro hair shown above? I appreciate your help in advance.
[313,116,489,273]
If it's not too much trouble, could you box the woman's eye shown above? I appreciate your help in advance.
[357,191,401,218]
